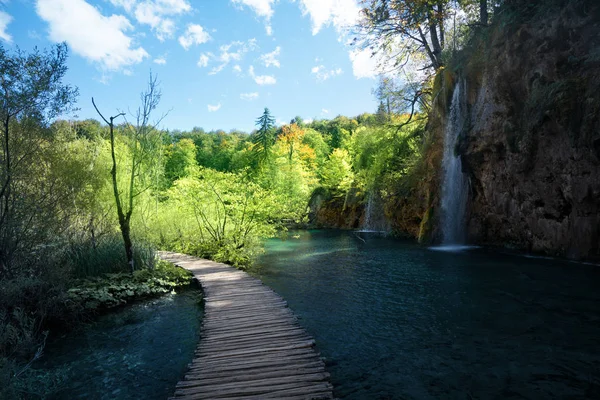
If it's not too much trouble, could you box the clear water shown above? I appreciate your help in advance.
[34,288,202,400]
[250,230,600,399]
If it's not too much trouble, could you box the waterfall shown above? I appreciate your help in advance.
[359,192,388,233]
[362,192,374,231]
[440,79,469,245]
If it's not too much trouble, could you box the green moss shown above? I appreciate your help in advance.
[418,206,434,244]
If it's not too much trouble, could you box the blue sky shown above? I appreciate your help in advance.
[0,0,382,132]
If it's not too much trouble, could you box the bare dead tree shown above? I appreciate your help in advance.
[92,72,165,273]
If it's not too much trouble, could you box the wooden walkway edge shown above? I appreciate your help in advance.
[159,251,334,400]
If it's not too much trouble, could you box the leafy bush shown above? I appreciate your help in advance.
[139,170,278,267]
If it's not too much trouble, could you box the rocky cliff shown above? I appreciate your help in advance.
[460,0,600,260]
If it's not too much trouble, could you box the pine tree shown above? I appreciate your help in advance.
[252,107,276,168]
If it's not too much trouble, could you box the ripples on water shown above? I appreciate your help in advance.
[34,288,202,400]
[250,230,600,399]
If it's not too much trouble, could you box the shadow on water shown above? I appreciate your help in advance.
[33,287,203,400]
[249,230,600,400]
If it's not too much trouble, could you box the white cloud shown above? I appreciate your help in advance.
[304,117,314,124]
[348,47,379,79]
[203,39,257,75]
[0,11,12,43]
[109,0,136,13]
[260,46,280,68]
[153,56,167,64]
[297,0,360,35]
[248,65,276,85]
[207,102,221,112]
[36,0,148,71]
[240,92,259,101]
[111,0,192,40]
[197,53,211,67]
[231,0,275,19]
[178,24,211,50]
[254,75,276,85]
[231,0,275,37]
[321,108,329,114]
[311,64,342,81]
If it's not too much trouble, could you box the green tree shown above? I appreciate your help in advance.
[165,138,197,183]
[290,116,304,127]
[251,107,276,168]
[302,128,330,166]
[0,43,78,274]
[320,148,354,194]
[358,0,449,70]
[93,73,164,272]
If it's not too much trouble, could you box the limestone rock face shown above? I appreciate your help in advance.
[461,2,600,260]
[308,188,363,229]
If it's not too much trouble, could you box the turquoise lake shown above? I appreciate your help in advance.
[250,230,600,399]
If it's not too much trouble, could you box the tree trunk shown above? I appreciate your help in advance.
[0,115,11,271]
[418,27,441,69]
[386,97,391,116]
[1,115,11,226]
[438,2,445,49]
[119,217,134,273]
[429,21,443,68]
[108,116,134,272]
[480,0,488,25]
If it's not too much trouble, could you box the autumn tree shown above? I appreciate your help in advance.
[93,73,164,273]
[278,123,305,162]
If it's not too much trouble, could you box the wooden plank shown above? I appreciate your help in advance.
[202,314,297,328]
[177,371,330,390]
[158,251,333,400]
[174,377,332,397]
[185,360,325,377]
[195,340,315,359]
[199,330,311,346]
[200,321,298,336]
[195,339,314,356]
[187,352,322,371]
[203,309,293,321]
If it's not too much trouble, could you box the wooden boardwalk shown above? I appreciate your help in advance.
[159,252,334,400]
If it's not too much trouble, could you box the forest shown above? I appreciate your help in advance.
[2,0,599,397]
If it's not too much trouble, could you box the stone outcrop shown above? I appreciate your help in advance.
[460,1,600,260]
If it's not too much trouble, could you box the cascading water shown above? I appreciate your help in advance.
[358,192,388,233]
[440,79,469,245]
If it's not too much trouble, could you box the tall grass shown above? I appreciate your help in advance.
[66,235,156,278]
